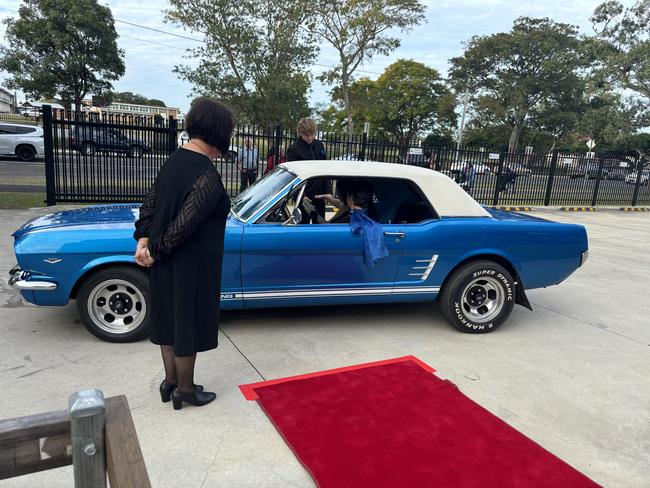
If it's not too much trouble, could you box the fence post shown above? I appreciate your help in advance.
[544,148,559,206]
[631,156,646,207]
[69,389,106,488]
[167,116,178,154]
[591,156,606,207]
[274,125,282,168]
[359,131,367,161]
[492,144,507,206]
[434,146,443,171]
[42,105,56,206]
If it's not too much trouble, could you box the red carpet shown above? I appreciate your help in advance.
[240,356,600,488]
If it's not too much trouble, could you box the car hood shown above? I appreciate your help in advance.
[12,204,142,239]
[13,204,242,240]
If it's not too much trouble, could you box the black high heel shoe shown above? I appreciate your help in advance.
[171,386,216,410]
[159,380,204,403]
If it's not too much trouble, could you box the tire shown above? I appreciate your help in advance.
[129,145,143,158]
[438,260,515,333]
[76,266,150,342]
[15,145,36,162]
[81,142,96,156]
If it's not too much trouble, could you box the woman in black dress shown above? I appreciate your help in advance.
[133,98,233,410]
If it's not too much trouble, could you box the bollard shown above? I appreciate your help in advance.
[69,389,106,488]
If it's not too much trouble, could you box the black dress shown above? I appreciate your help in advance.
[286,137,331,222]
[133,148,231,357]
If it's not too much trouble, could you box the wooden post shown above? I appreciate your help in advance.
[69,389,106,488]
[105,396,151,488]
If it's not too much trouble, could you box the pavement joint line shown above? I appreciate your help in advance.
[219,326,267,381]
[531,302,648,346]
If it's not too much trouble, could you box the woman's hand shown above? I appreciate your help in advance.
[135,238,154,267]
[315,193,343,209]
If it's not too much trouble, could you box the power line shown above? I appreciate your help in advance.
[119,33,189,51]
[114,18,204,43]
[0,6,385,77]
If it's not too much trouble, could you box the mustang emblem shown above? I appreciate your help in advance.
[43,258,63,264]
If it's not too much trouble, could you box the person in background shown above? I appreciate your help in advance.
[237,136,259,192]
[133,97,233,410]
[287,117,331,223]
[463,161,476,194]
[266,146,286,174]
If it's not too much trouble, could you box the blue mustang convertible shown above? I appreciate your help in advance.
[9,161,588,342]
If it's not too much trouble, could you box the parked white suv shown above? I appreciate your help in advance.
[0,123,44,161]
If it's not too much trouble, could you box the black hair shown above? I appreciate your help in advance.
[185,97,234,154]
[347,180,375,208]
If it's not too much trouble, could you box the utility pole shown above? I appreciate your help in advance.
[456,89,470,150]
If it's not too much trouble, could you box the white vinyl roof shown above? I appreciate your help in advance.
[281,160,491,218]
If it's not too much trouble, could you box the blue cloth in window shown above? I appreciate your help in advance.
[349,209,389,266]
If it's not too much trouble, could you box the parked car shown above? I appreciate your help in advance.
[0,122,44,161]
[449,161,490,175]
[69,127,151,158]
[403,148,427,167]
[568,162,608,180]
[9,161,588,342]
[508,163,532,177]
[178,130,239,162]
[625,170,650,186]
[606,168,626,181]
[335,153,358,161]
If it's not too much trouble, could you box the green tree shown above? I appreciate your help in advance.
[307,0,425,136]
[591,1,650,156]
[166,0,315,127]
[369,60,456,152]
[0,0,125,111]
[112,91,149,105]
[449,17,588,152]
[111,92,167,107]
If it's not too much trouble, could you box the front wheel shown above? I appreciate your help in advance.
[76,266,150,342]
[438,260,515,333]
[16,145,37,161]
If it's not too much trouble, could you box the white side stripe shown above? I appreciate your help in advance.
[221,286,440,301]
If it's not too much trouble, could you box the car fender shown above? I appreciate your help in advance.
[68,255,139,299]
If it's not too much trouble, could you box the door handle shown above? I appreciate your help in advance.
[384,231,406,238]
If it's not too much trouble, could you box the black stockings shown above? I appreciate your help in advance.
[160,346,197,392]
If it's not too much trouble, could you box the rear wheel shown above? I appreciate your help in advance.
[76,266,150,342]
[439,260,515,333]
[16,145,36,161]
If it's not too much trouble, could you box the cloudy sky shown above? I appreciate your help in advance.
[0,0,634,114]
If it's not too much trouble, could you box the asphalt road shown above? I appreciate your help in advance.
[0,209,648,487]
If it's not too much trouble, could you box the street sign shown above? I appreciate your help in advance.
[488,153,500,160]
[363,122,370,134]
[586,139,596,150]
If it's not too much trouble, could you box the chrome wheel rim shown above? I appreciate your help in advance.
[87,279,146,334]
[460,276,504,323]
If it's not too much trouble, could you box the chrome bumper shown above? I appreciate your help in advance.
[8,265,57,291]
[580,251,589,267]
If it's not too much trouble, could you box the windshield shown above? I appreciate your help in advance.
[230,167,296,221]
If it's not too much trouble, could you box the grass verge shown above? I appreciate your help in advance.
[0,193,46,209]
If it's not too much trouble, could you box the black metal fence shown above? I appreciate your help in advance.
[41,105,650,207]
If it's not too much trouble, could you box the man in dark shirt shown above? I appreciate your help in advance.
[286,117,331,223]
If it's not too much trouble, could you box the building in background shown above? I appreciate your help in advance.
[0,88,16,113]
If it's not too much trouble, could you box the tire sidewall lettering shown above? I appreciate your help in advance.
[455,266,514,331]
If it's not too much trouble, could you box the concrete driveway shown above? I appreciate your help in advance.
[0,208,648,487]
